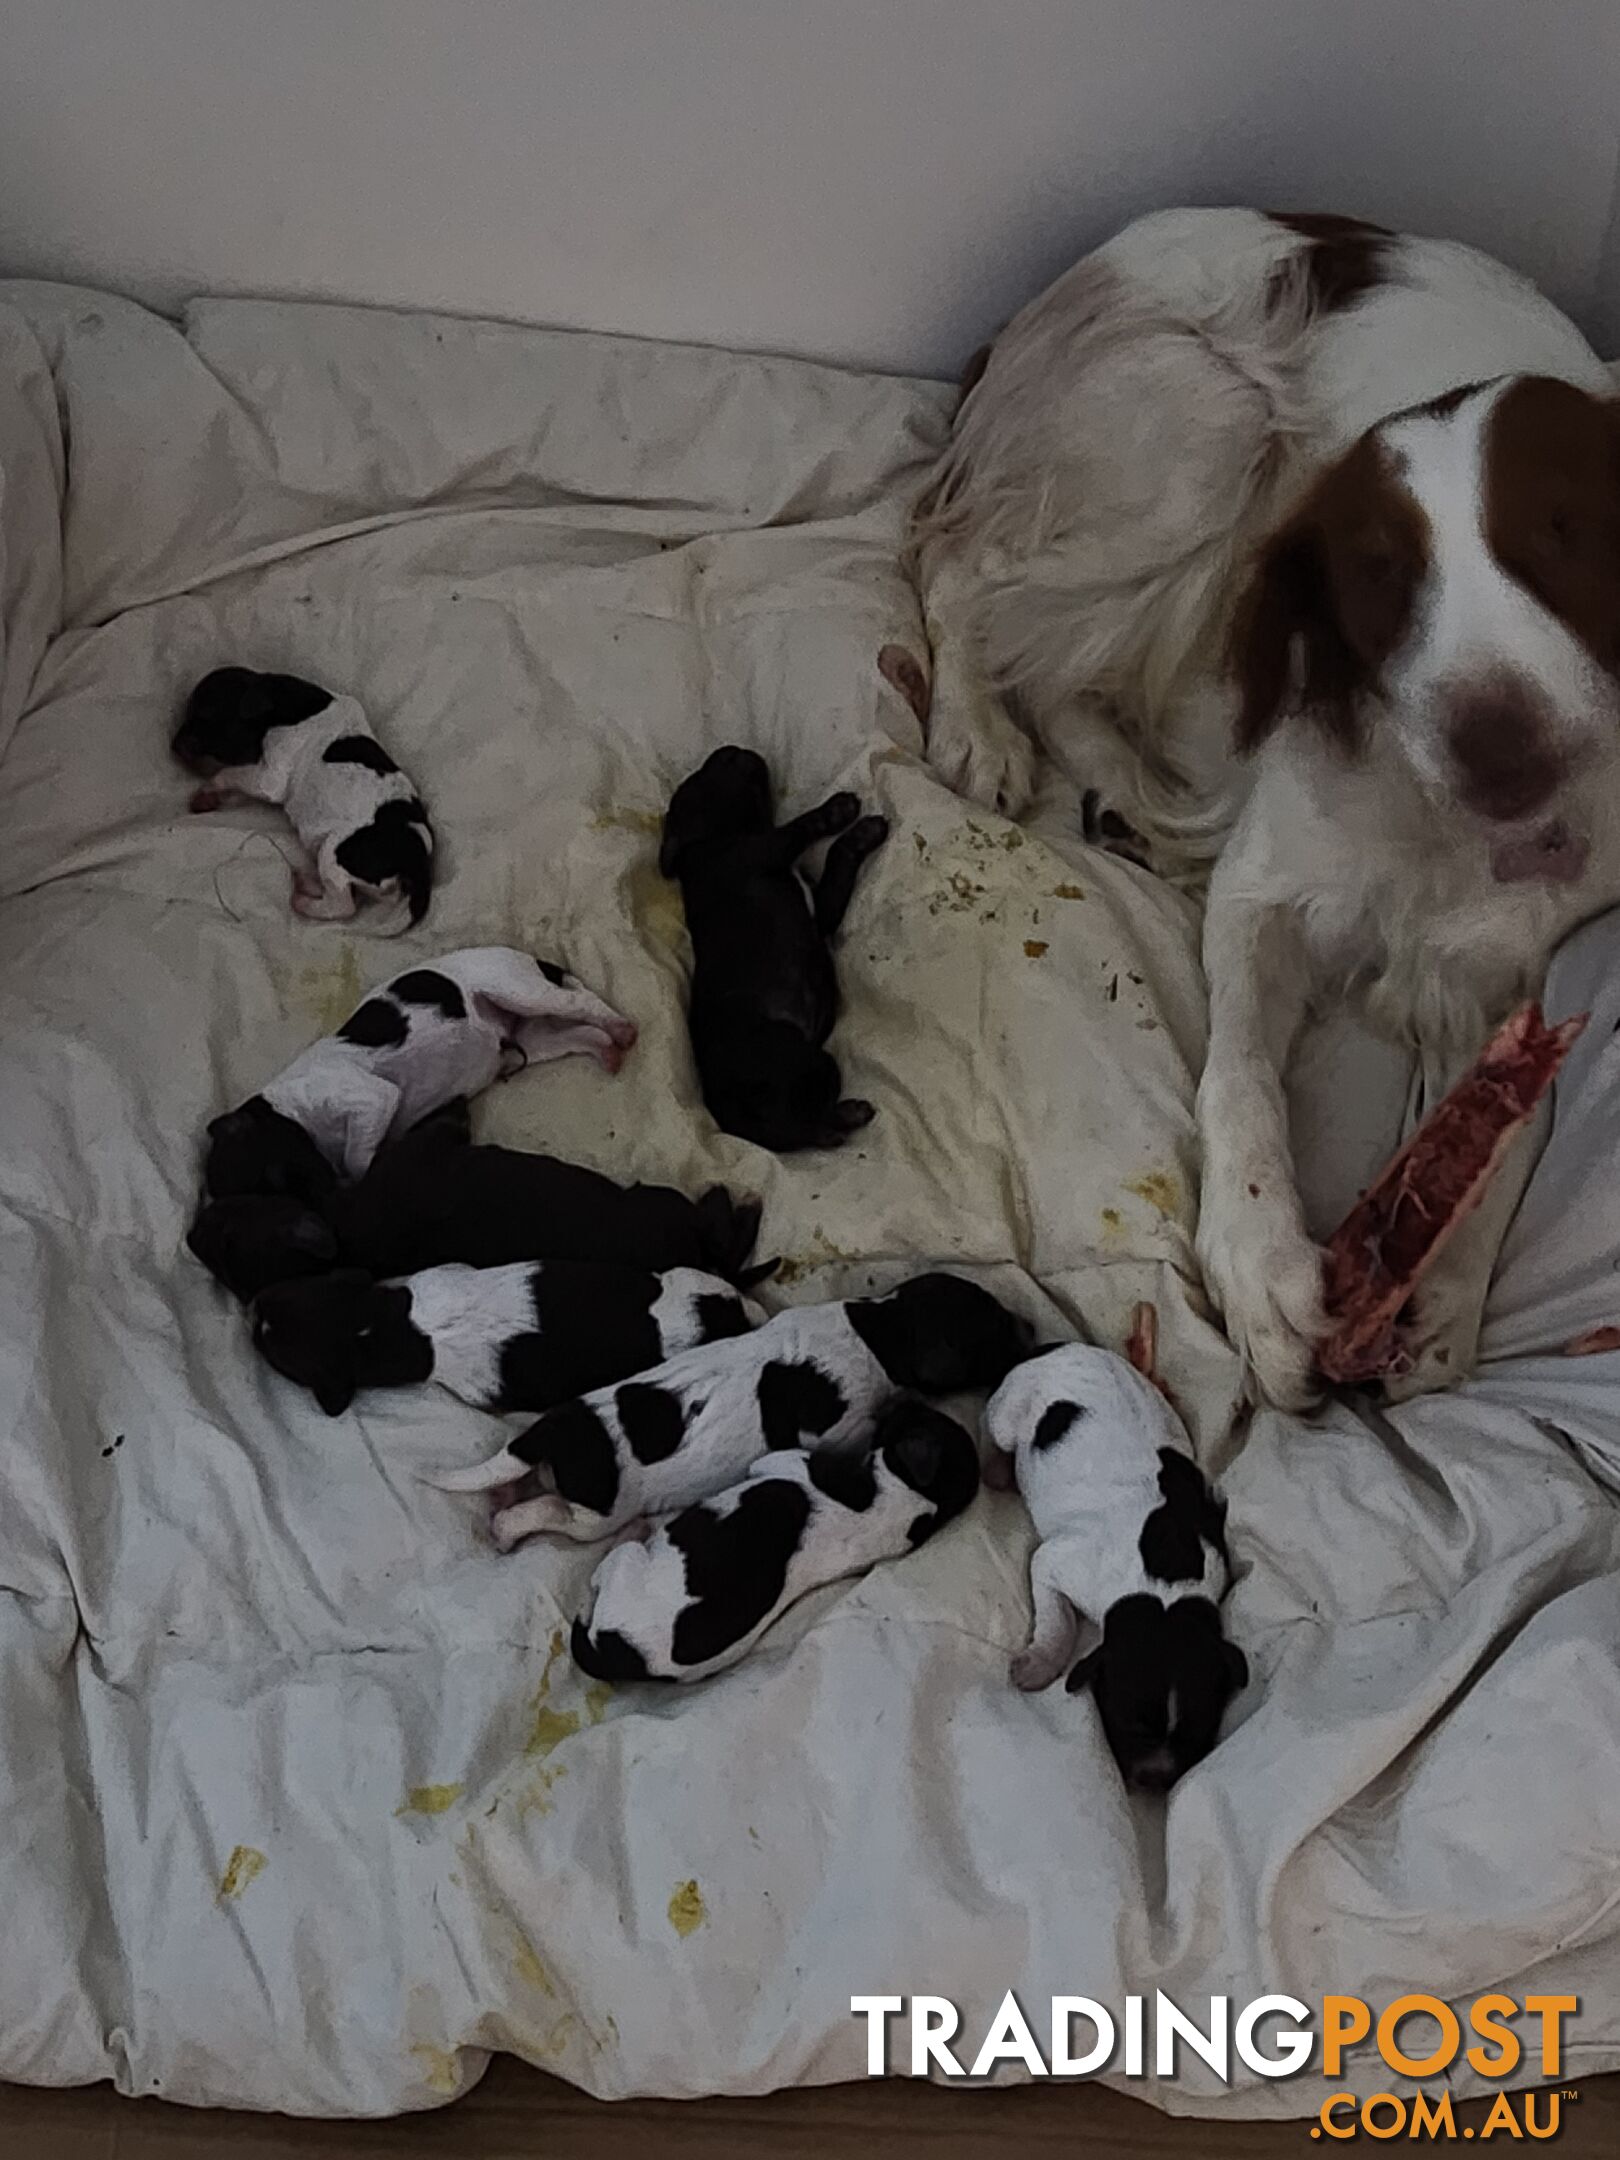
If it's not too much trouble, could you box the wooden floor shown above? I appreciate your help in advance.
[5,2058,1618,2158]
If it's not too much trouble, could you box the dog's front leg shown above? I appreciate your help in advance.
[1196,883,1324,1411]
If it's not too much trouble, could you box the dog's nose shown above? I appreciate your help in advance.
[1446,686,1567,824]
[1127,1751,1179,1794]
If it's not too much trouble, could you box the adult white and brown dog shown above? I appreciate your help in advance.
[919,207,1620,1406]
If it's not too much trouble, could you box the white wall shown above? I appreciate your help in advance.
[3,0,1618,377]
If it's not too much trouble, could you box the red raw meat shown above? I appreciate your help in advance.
[1318,1002,1586,1385]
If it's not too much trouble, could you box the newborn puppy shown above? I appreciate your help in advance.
[660,745,887,1151]
[175,667,434,927]
[251,1260,763,1417]
[186,1101,766,1301]
[571,1396,980,1682]
[428,1271,1030,1548]
[187,1194,341,1301]
[203,948,636,1192]
[985,1344,1246,1792]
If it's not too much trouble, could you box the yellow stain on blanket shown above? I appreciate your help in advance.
[410,2043,461,2096]
[624,857,689,955]
[397,1783,464,1818]
[1125,1170,1183,1222]
[513,1937,557,1996]
[668,1880,707,1938]
[591,806,663,837]
[1051,882,1086,900]
[585,1683,614,1725]
[527,1707,581,1757]
[216,1846,266,1903]
[284,944,367,1035]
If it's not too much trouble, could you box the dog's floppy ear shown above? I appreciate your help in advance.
[886,1421,945,1492]
[1065,1647,1102,1695]
[314,1373,356,1418]
[1229,519,1343,754]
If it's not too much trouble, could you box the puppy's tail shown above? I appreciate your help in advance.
[422,1433,540,1493]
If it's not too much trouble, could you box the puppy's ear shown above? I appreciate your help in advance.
[887,1423,944,1492]
[314,1371,357,1418]
[1065,1648,1102,1696]
[1223,1641,1250,1692]
[206,1107,255,1143]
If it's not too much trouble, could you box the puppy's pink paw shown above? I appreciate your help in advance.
[189,786,225,813]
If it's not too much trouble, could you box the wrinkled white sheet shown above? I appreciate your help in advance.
[0,283,1616,2120]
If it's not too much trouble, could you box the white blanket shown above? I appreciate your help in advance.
[0,282,1617,2119]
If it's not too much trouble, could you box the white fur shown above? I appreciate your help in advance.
[922,207,1620,1405]
[984,1345,1225,1692]
[195,692,429,927]
[401,1262,761,1409]
[260,946,637,1180]
[574,1444,943,1682]
[427,1301,900,1546]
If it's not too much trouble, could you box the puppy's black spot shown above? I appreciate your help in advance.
[694,1292,750,1344]
[337,997,409,1049]
[757,1359,845,1450]
[570,1617,651,1682]
[389,969,466,1019]
[536,960,570,987]
[1033,1401,1083,1450]
[806,1449,877,1510]
[615,1382,687,1464]
[668,1479,812,1667]
[518,1399,620,1517]
[321,734,398,776]
[1138,1449,1227,1584]
[335,799,434,925]
[495,1264,661,1411]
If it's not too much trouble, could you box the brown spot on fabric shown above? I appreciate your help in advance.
[1484,376,1620,681]
[1051,882,1085,900]
[668,1880,707,1937]
[1230,435,1429,755]
[1269,210,1394,314]
[1248,1182,1260,1198]
[216,1846,266,1902]
[1024,939,1048,958]
[878,643,932,724]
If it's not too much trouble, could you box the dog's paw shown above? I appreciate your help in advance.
[1197,1187,1325,1413]
[188,786,226,813]
[925,693,1037,819]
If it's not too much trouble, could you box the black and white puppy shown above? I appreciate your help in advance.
[428,1271,1031,1549]
[251,1260,764,1417]
[660,745,888,1152]
[985,1344,1247,1792]
[175,667,434,928]
[570,1396,980,1682]
[187,1099,766,1302]
[203,948,637,1194]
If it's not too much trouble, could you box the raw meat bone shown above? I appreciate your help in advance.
[1317,1002,1586,1386]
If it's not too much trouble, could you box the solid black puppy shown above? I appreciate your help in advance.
[660,746,888,1151]
[187,1100,767,1302]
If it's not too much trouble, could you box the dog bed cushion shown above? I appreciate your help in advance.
[0,283,1617,2118]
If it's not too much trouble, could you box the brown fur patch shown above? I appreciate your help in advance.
[1484,376,1620,681]
[1229,436,1429,754]
[1269,209,1393,315]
